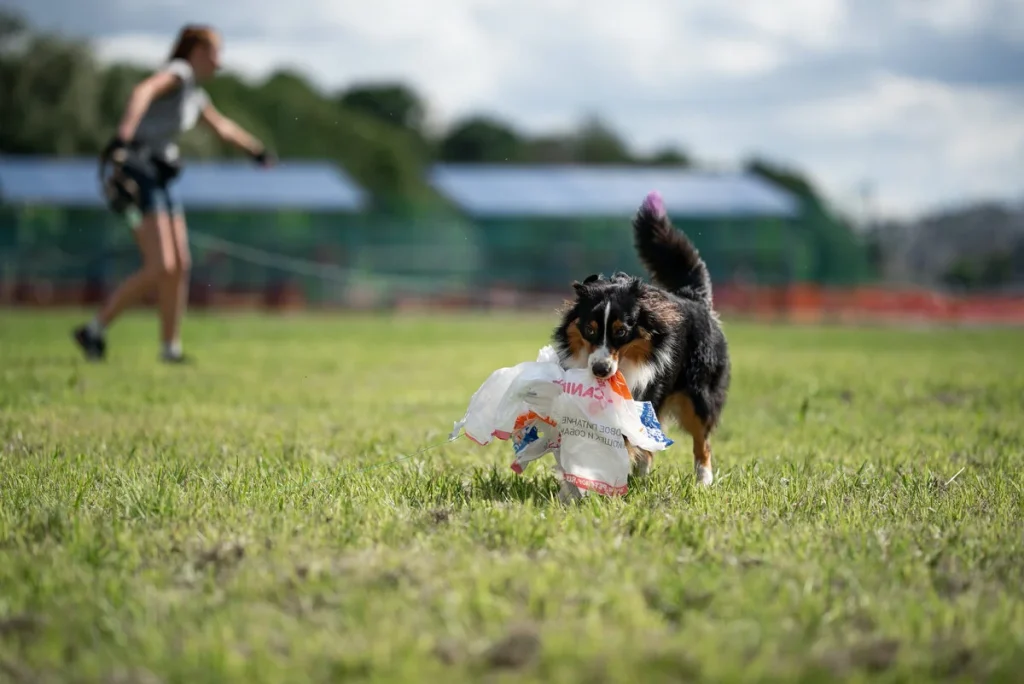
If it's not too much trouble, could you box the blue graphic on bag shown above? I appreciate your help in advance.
[514,426,540,454]
[637,402,673,447]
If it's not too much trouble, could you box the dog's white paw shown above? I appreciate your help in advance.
[695,463,714,487]
[557,480,584,504]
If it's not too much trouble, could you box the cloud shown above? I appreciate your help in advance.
[778,74,1024,216]
[6,0,1024,218]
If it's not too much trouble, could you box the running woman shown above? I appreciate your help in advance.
[75,24,274,363]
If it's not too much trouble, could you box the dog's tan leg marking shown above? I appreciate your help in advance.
[625,438,654,478]
[661,392,714,486]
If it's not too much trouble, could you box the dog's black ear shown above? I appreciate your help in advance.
[574,273,601,296]
[628,277,642,295]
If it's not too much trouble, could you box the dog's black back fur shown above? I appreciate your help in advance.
[552,192,730,432]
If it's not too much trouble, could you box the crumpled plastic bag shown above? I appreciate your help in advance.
[452,346,564,446]
[450,346,673,497]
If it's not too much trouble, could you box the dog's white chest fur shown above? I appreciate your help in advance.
[618,358,659,397]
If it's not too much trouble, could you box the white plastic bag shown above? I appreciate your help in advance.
[450,346,563,445]
[548,369,632,496]
[630,401,674,450]
[509,414,560,474]
[612,394,675,453]
[449,363,522,445]
[452,347,674,497]
[491,360,565,440]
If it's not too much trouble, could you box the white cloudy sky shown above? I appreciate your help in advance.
[10,0,1024,219]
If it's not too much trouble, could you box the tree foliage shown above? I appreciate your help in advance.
[572,116,632,165]
[437,115,524,163]
[745,157,822,206]
[338,82,426,134]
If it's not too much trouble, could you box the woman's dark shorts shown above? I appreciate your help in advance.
[122,161,183,216]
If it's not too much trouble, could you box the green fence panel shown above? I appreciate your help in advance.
[1,203,878,306]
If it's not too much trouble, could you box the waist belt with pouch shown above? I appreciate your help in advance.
[149,143,183,184]
[99,141,184,215]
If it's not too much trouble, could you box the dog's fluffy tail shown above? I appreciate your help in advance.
[633,190,713,306]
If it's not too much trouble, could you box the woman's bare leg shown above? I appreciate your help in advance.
[97,215,174,327]
[162,212,192,359]
[74,215,175,359]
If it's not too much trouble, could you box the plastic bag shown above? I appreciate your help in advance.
[452,346,674,497]
[509,412,560,474]
[548,369,632,495]
[450,346,564,445]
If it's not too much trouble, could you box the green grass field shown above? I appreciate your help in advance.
[2,311,1023,683]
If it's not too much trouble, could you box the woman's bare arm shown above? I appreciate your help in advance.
[199,102,269,163]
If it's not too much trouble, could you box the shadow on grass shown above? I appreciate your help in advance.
[393,466,558,508]
[395,464,660,509]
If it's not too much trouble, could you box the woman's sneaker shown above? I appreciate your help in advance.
[160,340,193,364]
[160,351,193,364]
[72,325,106,361]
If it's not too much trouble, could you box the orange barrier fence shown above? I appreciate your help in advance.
[713,284,1024,325]
[4,279,1024,326]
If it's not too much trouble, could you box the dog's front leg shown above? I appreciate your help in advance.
[552,450,584,504]
[557,479,584,504]
[625,437,654,478]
